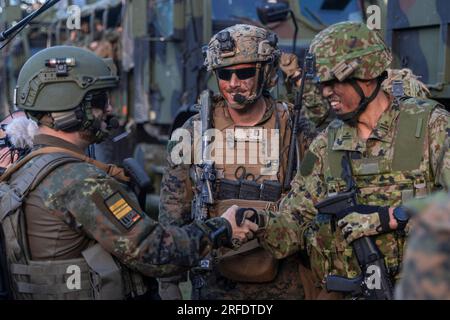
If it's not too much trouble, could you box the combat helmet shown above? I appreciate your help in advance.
[15,46,118,140]
[204,24,281,104]
[309,21,393,124]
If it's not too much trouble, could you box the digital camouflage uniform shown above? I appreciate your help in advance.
[257,22,450,295]
[159,25,305,300]
[395,145,450,300]
[395,191,450,299]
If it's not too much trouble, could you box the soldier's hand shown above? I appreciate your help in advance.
[279,52,302,86]
[337,205,392,244]
[221,205,259,245]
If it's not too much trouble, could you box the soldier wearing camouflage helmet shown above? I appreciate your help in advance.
[0,45,254,300]
[225,21,450,299]
[158,24,307,300]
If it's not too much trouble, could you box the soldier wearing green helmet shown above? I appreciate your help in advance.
[225,21,450,299]
[0,45,255,300]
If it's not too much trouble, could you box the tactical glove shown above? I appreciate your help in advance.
[193,217,232,249]
[235,208,266,228]
[337,205,391,244]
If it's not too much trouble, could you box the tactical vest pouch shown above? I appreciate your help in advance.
[0,151,144,300]
[10,258,93,300]
[239,180,261,200]
[81,243,125,300]
[217,179,240,200]
[260,180,282,202]
[213,199,279,283]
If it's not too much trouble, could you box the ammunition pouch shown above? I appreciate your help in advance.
[10,244,147,300]
[217,179,240,200]
[239,180,260,200]
[217,179,282,202]
[213,199,279,283]
[1,151,146,300]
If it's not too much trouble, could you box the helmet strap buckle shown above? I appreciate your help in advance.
[332,60,359,82]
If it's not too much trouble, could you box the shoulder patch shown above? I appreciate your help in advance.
[300,150,318,177]
[104,191,142,229]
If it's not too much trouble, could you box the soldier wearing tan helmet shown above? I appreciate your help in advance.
[226,21,450,299]
[158,24,307,300]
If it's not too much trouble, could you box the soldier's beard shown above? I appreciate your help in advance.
[79,129,98,145]
[79,116,108,145]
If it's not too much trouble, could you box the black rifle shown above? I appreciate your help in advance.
[314,153,394,299]
[283,53,315,190]
[190,90,217,300]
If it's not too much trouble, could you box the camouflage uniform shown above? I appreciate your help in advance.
[395,191,450,300]
[257,22,450,295]
[159,25,305,300]
[395,145,450,300]
[0,46,234,300]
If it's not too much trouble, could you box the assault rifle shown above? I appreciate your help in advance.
[283,53,316,190]
[314,153,394,299]
[190,90,218,299]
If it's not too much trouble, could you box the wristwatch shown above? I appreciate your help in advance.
[393,206,410,231]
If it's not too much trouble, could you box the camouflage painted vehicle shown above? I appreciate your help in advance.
[386,0,450,108]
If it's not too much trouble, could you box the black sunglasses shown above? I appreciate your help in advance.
[216,67,257,81]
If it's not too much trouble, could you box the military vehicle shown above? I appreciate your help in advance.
[387,0,450,107]
[0,0,448,216]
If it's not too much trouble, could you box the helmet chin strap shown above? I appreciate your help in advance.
[336,76,384,127]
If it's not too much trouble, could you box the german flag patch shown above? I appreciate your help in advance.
[105,192,142,229]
